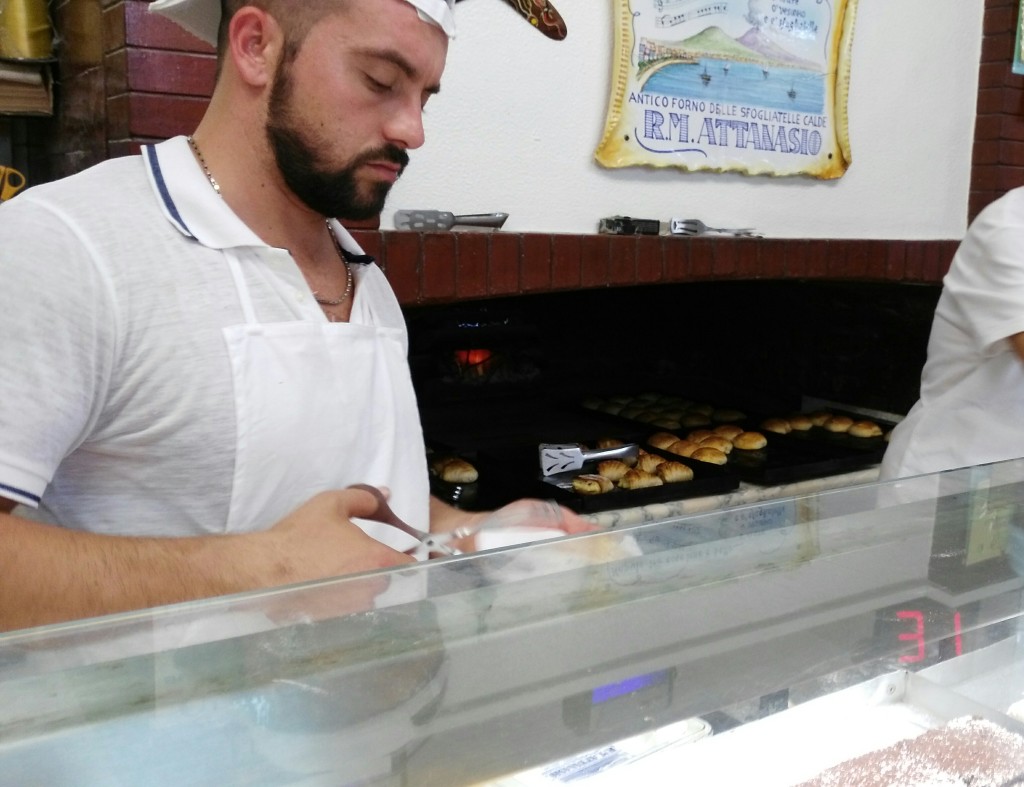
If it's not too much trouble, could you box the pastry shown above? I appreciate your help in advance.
[431,456,479,484]
[665,439,699,458]
[697,434,733,454]
[688,403,714,416]
[596,459,631,481]
[761,417,792,435]
[572,474,613,495]
[713,424,744,440]
[788,414,813,431]
[732,431,768,451]
[823,415,854,433]
[808,410,833,426]
[691,447,728,465]
[651,418,682,430]
[656,461,694,483]
[617,469,664,490]
[793,716,1024,787]
[681,413,711,427]
[687,429,715,443]
[648,432,680,450]
[636,452,666,473]
[848,420,883,438]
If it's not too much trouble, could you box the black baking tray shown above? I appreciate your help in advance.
[648,434,880,486]
[579,394,891,486]
[473,443,740,514]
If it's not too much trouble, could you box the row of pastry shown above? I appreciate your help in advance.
[648,424,769,466]
[760,411,885,438]
[581,393,745,431]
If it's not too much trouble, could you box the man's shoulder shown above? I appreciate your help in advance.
[10,154,150,216]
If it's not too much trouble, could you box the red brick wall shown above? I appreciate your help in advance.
[971,0,1024,221]
[41,0,1016,302]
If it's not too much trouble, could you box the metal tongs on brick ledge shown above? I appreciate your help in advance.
[539,443,639,477]
[670,218,761,237]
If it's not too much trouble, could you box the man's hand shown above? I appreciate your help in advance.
[429,496,598,554]
[262,488,416,585]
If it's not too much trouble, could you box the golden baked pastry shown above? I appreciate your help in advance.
[808,410,832,427]
[691,447,728,465]
[636,452,666,473]
[651,418,681,430]
[687,429,715,443]
[713,424,744,440]
[681,413,711,427]
[572,474,614,495]
[656,461,694,483]
[761,418,792,435]
[712,408,746,423]
[618,469,664,490]
[697,435,733,454]
[597,459,631,480]
[665,439,698,458]
[732,431,768,451]
[788,414,813,431]
[648,432,680,450]
[595,437,625,449]
[431,456,479,484]
[848,420,883,438]
[823,415,854,433]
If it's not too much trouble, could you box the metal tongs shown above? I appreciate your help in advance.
[669,218,761,237]
[539,443,639,476]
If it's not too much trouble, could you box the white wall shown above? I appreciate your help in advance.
[384,1,984,240]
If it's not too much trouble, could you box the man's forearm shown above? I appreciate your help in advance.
[0,511,274,631]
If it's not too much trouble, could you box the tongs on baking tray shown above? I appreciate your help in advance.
[539,443,639,476]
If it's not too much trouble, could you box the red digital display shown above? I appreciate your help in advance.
[895,609,963,663]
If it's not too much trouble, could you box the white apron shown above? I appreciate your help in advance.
[220,249,429,552]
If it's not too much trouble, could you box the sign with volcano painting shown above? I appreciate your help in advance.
[595,0,859,179]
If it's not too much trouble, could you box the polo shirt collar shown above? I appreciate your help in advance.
[142,135,369,259]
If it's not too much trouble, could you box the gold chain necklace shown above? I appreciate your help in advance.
[185,135,353,309]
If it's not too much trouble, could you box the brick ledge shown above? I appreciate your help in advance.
[349,231,959,306]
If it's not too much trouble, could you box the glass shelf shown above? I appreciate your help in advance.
[2,459,1024,785]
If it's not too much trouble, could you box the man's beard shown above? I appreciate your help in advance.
[266,61,409,220]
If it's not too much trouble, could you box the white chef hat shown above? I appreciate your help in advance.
[148,0,456,45]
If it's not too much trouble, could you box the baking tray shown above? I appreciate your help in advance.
[473,443,740,514]
[642,433,878,486]
[579,394,891,486]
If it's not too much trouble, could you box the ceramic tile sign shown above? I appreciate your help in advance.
[595,0,859,179]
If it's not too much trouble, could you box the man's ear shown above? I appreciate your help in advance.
[225,6,284,88]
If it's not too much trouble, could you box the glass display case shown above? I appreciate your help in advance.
[3,459,1024,785]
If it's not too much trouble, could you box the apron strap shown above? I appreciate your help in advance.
[224,251,260,326]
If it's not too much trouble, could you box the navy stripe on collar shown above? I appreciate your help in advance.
[145,145,194,238]
[0,481,40,506]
